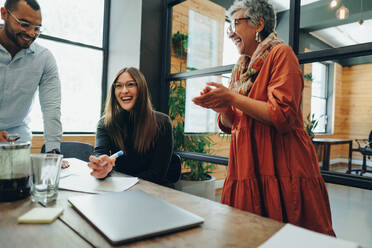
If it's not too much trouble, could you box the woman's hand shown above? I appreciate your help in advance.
[192,82,233,112]
[88,154,116,179]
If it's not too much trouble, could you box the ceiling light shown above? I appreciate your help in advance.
[329,0,338,9]
[336,5,349,20]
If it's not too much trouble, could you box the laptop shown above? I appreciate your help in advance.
[68,190,204,245]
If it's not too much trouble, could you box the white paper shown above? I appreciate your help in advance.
[59,175,139,194]
[259,224,362,248]
[60,158,92,179]
[58,158,139,194]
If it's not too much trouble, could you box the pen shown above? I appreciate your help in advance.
[100,150,124,166]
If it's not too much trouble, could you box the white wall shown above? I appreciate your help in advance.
[107,0,142,86]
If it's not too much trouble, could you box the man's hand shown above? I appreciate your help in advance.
[0,131,8,142]
[61,160,70,169]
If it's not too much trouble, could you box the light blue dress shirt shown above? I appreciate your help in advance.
[0,42,62,152]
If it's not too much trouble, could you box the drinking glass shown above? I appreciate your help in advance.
[30,154,63,205]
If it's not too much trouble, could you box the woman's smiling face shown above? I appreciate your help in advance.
[114,72,138,111]
[229,9,261,56]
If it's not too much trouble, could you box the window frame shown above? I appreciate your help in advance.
[162,0,372,189]
[311,61,329,134]
[31,0,110,135]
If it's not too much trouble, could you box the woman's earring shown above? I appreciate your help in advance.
[255,32,261,43]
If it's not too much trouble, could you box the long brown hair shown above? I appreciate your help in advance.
[103,67,159,153]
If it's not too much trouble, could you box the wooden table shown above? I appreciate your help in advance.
[1,160,284,248]
[312,138,353,172]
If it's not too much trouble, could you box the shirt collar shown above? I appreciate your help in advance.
[0,43,7,53]
[0,41,36,56]
[26,42,36,54]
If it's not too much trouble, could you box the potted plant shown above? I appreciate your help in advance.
[304,113,319,140]
[304,72,313,82]
[168,80,216,200]
[172,31,188,58]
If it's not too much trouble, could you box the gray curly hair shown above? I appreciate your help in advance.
[228,0,276,40]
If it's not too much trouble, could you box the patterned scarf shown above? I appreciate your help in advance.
[229,32,283,95]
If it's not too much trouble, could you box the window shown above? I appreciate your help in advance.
[297,0,372,187]
[223,21,240,66]
[38,0,104,47]
[311,62,329,133]
[183,19,234,133]
[29,39,103,132]
[184,73,230,133]
[167,0,372,188]
[170,0,289,134]
[32,0,107,133]
[0,0,108,133]
[170,1,226,74]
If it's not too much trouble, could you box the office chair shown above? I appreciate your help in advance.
[162,153,181,188]
[41,141,94,162]
[351,130,372,176]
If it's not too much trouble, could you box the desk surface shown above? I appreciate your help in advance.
[0,159,284,248]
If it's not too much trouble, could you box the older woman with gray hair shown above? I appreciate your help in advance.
[193,0,335,236]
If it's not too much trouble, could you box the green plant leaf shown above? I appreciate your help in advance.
[304,73,313,81]
[172,32,188,58]
[169,80,215,180]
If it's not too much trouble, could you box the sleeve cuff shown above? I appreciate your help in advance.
[218,113,232,134]
[267,98,292,134]
[45,142,61,153]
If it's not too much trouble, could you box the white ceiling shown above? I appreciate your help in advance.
[270,0,372,47]
[311,20,372,47]
[270,0,320,12]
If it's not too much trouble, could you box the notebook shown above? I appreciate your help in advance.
[68,190,204,244]
[17,207,64,224]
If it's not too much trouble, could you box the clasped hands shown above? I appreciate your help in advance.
[88,155,117,179]
[192,82,232,113]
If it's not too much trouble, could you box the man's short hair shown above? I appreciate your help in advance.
[5,0,40,11]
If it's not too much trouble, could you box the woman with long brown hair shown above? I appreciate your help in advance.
[88,67,173,184]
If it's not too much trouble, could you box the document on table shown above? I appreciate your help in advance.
[259,224,362,248]
[58,158,139,194]
[59,175,139,194]
[60,158,91,179]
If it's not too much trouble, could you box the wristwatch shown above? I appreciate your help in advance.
[46,148,61,154]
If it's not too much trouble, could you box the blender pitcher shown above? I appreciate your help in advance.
[0,142,31,202]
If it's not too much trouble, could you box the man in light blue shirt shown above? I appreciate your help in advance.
[0,0,62,153]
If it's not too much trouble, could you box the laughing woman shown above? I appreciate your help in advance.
[88,67,173,185]
[193,0,335,236]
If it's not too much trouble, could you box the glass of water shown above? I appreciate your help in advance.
[30,154,63,205]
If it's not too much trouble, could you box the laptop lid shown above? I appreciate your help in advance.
[68,190,204,245]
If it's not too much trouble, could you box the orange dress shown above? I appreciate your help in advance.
[219,44,335,236]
